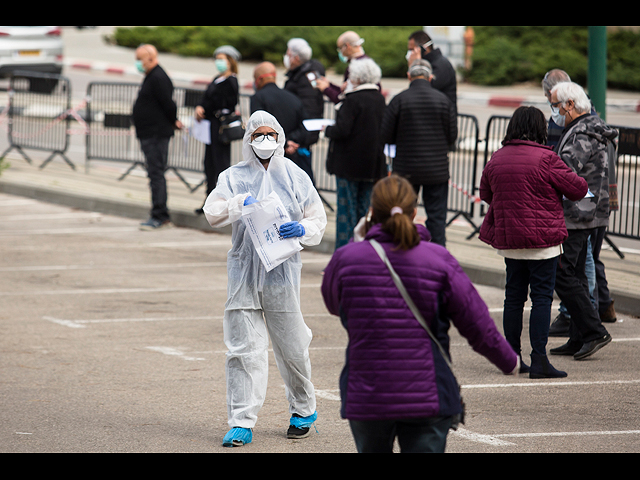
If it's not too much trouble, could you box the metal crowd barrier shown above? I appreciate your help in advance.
[1,71,73,170]
[5,74,638,246]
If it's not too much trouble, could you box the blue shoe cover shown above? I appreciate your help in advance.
[290,412,318,429]
[223,428,252,448]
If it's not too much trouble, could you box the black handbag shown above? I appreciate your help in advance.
[217,111,245,145]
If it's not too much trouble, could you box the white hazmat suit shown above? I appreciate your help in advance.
[204,111,327,430]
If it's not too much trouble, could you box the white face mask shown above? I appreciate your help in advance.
[251,135,279,160]
[283,54,292,71]
[550,104,566,127]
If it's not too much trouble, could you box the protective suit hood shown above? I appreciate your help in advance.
[243,110,286,166]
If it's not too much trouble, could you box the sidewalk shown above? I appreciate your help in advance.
[1,153,639,317]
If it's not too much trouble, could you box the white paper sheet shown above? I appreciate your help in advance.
[190,119,211,145]
[242,192,303,272]
[303,119,336,132]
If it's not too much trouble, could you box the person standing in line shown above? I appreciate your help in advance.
[194,45,240,215]
[132,44,183,231]
[479,106,588,379]
[323,58,387,250]
[380,60,458,247]
[322,175,518,454]
[406,30,458,114]
[549,82,616,361]
[314,31,377,105]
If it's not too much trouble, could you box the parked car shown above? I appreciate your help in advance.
[0,26,64,91]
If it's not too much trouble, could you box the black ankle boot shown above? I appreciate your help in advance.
[519,355,530,374]
[530,354,568,379]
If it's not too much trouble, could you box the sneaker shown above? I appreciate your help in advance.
[287,412,318,440]
[222,428,252,448]
[139,218,172,231]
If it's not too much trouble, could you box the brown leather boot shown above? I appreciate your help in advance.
[600,301,617,324]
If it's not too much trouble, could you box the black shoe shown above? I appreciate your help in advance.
[550,341,582,356]
[574,334,612,361]
[519,355,531,374]
[530,354,568,379]
[549,314,571,337]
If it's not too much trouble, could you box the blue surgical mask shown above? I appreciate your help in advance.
[550,104,566,128]
[215,58,229,74]
[135,60,146,74]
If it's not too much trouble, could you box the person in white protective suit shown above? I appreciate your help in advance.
[203,111,327,448]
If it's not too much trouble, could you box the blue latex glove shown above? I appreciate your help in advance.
[244,196,258,206]
[279,222,305,239]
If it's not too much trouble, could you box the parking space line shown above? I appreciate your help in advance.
[463,379,640,389]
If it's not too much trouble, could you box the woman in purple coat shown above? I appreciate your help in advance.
[322,175,518,454]
[479,107,588,379]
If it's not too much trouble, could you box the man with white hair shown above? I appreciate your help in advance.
[549,82,618,361]
[284,38,327,150]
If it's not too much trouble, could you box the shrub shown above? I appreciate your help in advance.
[111,26,423,78]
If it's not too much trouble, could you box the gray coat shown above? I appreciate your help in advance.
[555,114,618,230]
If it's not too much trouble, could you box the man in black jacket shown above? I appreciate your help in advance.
[407,30,458,115]
[251,62,312,182]
[380,60,458,247]
[132,44,183,231]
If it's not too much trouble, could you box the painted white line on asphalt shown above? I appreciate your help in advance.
[463,379,640,390]
[0,262,228,272]
[42,311,334,328]
[146,347,205,362]
[494,430,640,439]
[0,227,140,236]
[452,428,517,447]
[9,284,322,297]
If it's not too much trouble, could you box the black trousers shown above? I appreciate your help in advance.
[555,228,609,345]
[204,118,231,197]
[140,136,171,223]
[413,182,449,247]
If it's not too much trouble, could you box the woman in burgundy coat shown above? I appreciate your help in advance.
[479,107,588,379]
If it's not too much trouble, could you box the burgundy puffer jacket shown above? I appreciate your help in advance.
[479,140,588,251]
[321,224,518,422]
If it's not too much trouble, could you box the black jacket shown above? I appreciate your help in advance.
[380,79,458,186]
[325,86,387,182]
[424,48,458,112]
[133,65,178,140]
[199,75,239,120]
[285,60,326,146]
[251,83,309,147]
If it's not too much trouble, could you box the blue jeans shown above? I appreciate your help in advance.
[349,417,453,453]
[504,257,559,356]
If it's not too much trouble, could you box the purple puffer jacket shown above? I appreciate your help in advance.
[321,224,518,422]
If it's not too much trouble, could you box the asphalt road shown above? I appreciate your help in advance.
[1,193,639,453]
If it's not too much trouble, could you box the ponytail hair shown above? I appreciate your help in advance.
[368,175,420,251]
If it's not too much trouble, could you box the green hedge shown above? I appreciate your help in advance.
[464,26,640,91]
[112,26,640,91]
[111,25,423,79]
